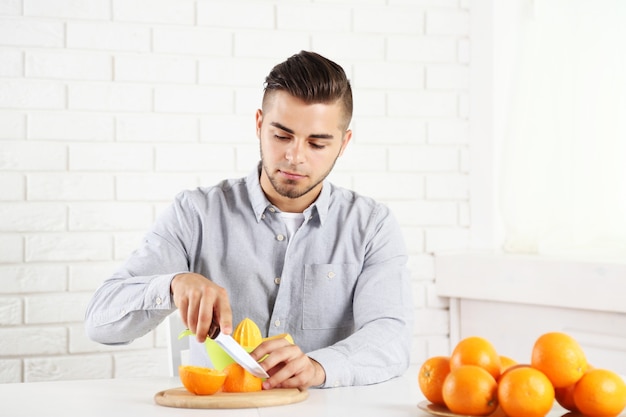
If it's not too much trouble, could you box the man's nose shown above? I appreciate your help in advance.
[285,140,305,164]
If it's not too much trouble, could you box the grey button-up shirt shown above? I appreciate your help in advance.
[85,163,413,388]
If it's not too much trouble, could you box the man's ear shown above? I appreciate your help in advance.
[338,129,353,156]
[255,109,263,139]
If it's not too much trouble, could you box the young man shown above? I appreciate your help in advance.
[85,51,413,389]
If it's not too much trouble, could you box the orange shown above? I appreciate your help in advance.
[450,336,501,379]
[499,355,518,374]
[222,363,263,393]
[418,356,450,405]
[498,366,555,417]
[531,332,587,388]
[555,365,596,412]
[556,362,597,411]
[573,368,626,417]
[497,363,530,383]
[490,407,508,417]
[442,365,498,416]
[178,365,227,395]
[555,383,579,412]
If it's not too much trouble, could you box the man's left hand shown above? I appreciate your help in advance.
[249,338,326,389]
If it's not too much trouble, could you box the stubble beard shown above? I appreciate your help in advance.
[260,145,340,200]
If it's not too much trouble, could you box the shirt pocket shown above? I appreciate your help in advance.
[302,263,359,330]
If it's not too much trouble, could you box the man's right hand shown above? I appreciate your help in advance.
[170,272,233,343]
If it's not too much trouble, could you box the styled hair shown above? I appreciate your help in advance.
[263,51,353,130]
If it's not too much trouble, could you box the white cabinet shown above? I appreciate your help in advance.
[435,252,626,375]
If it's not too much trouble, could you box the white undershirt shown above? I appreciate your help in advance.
[279,211,306,238]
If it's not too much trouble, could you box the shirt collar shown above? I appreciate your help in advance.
[246,162,329,225]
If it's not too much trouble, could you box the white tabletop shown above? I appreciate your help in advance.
[0,365,579,417]
[3,367,421,417]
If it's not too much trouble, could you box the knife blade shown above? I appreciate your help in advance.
[214,331,269,379]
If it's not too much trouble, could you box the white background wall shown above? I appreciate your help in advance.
[0,0,471,383]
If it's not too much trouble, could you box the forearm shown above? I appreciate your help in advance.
[84,272,178,344]
[85,197,198,344]
[307,316,412,388]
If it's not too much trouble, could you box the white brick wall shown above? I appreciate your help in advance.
[0,0,471,383]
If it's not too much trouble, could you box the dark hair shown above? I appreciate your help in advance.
[263,50,353,130]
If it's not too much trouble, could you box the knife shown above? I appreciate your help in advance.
[208,320,269,379]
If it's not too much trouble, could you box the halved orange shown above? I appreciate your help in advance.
[222,363,263,393]
[178,365,227,395]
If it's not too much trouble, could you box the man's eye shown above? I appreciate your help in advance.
[274,135,290,140]
[310,143,325,149]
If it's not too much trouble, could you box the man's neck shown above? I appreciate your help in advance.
[259,175,321,213]
[265,189,320,213]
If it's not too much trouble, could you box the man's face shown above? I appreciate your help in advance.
[256,90,352,212]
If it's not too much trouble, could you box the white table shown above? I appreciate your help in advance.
[0,365,579,417]
[0,366,423,417]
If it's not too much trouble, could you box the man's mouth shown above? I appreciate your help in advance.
[279,170,306,180]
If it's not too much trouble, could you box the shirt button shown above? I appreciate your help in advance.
[274,277,281,285]
[274,319,281,327]
[261,214,266,219]
[269,207,276,213]
[155,296,162,305]
[276,234,285,241]
[327,271,335,279]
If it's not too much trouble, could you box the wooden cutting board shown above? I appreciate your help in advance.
[154,386,309,409]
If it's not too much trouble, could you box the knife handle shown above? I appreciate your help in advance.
[208,316,220,340]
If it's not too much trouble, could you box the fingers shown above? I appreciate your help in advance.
[251,339,321,389]
[176,297,189,329]
[170,273,232,342]
[214,286,233,335]
[193,292,214,342]
[267,353,315,389]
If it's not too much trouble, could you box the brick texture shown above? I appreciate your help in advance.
[0,0,470,383]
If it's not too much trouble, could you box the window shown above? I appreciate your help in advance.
[471,0,626,262]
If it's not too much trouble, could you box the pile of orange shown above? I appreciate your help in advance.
[418,332,626,417]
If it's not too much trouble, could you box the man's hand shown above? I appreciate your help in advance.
[250,338,326,390]
[170,272,232,343]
